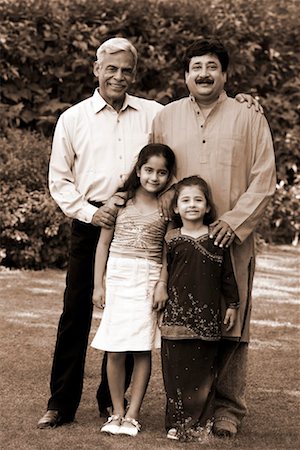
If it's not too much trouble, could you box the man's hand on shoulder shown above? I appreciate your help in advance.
[158,187,175,222]
[91,192,128,228]
[235,93,264,114]
[209,219,235,248]
[91,205,117,229]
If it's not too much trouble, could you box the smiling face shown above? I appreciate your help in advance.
[137,155,170,195]
[93,50,136,110]
[175,185,210,224]
[185,53,227,105]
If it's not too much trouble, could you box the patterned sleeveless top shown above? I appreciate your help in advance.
[109,200,167,263]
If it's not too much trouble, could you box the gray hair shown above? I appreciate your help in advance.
[96,37,138,70]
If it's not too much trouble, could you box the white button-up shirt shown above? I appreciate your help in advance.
[49,89,163,223]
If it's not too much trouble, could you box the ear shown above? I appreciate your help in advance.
[93,61,100,77]
[131,69,136,84]
[223,71,227,84]
[174,205,179,215]
[206,205,211,213]
[136,167,141,177]
[184,71,189,84]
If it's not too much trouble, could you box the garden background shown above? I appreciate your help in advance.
[0,0,299,269]
[0,1,299,449]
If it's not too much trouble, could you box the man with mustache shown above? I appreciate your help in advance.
[152,38,276,438]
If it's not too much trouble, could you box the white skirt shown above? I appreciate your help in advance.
[91,256,162,351]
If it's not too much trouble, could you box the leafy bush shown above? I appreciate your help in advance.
[0,129,71,268]
[0,0,299,267]
[257,177,300,245]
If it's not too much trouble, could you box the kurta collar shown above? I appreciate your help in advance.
[189,90,228,105]
[92,89,141,114]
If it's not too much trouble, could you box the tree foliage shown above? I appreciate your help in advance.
[0,0,299,267]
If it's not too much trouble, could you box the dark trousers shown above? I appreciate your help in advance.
[215,340,248,426]
[47,219,133,419]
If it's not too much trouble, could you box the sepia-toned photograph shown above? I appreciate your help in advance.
[1,0,299,449]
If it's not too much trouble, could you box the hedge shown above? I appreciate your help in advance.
[0,129,71,268]
[0,0,299,267]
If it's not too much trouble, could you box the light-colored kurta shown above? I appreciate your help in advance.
[151,91,276,341]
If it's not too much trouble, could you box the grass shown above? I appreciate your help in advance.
[0,244,299,450]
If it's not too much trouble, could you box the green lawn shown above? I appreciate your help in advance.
[0,244,299,450]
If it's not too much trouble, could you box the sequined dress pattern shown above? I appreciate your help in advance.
[161,228,239,340]
[160,228,239,439]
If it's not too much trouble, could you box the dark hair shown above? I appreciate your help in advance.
[120,143,176,200]
[173,175,216,225]
[183,37,229,73]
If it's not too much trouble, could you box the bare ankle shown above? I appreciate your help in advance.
[125,410,139,421]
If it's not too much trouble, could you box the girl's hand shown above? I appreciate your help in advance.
[153,281,168,311]
[92,285,105,309]
[224,308,238,331]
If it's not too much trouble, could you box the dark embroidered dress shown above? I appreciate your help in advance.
[161,228,239,440]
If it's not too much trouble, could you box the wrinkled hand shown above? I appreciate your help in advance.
[209,220,235,248]
[153,281,168,311]
[158,188,175,222]
[235,93,264,114]
[91,204,117,229]
[224,308,237,331]
[107,192,128,208]
[92,286,105,309]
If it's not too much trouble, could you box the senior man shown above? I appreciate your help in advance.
[37,37,164,429]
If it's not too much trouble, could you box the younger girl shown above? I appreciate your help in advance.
[91,143,176,437]
[155,175,239,442]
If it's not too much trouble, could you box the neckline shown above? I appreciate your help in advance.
[178,228,208,240]
[129,199,158,216]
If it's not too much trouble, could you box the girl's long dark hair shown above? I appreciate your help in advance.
[119,143,176,200]
[173,175,217,225]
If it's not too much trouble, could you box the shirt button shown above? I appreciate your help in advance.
[201,125,204,128]
[118,138,121,141]
[119,155,122,159]
[203,139,206,143]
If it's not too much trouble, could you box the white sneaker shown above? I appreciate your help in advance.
[100,415,122,435]
[118,417,141,437]
[167,428,179,440]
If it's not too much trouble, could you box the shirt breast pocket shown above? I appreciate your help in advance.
[217,136,243,167]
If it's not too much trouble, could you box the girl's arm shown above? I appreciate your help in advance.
[221,248,240,330]
[93,226,114,308]
[224,308,238,331]
[153,242,169,311]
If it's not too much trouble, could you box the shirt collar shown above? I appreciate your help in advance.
[92,89,141,114]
